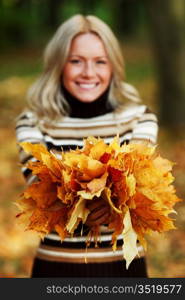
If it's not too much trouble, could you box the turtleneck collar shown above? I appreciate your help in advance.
[61,85,114,118]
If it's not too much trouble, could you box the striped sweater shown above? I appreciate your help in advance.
[15,103,158,264]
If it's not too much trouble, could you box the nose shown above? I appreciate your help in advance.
[82,61,95,78]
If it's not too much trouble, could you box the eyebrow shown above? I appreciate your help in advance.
[69,55,108,59]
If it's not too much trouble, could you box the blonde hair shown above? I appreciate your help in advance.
[27,14,141,121]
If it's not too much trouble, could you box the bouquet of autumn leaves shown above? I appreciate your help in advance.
[16,136,181,268]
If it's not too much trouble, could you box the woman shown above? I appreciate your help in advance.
[15,14,158,277]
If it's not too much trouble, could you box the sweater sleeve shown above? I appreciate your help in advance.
[130,106,158,145]
[15,110,45,185]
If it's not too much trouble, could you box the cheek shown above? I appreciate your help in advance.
[63,66,79,83]
[101,69,112,84]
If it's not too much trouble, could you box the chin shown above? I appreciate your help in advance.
[77,97,98,103]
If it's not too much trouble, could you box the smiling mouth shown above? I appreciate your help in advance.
[76,82,99,89]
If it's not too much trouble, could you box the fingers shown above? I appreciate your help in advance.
[85,197,111,226]
[86,205,110,227]
[86,198,108,211]
[89,205,109,220]
[96,212,110,225]
[86,212,110,227]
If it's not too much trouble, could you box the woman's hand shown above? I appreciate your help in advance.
[85,198,110,227]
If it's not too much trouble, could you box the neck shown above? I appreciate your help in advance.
[61,85,114,118]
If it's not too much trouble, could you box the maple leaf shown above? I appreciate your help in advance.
[20,142,49,161]
[87,172,108,193]
[66,197,90,233]
[77,189,103,200]
[103,187,122,214]
[122,209,139,269]
[63,152,105,180]
[28,208,66,235]
[24,179,57,209]
[40,152,62,179]
[89,140,108,160]
[21,142,63,181]
[126,174,136,197]
[130,192,176,235]
[108,167,129,208]
[109,135,121,156]
[153,155,174,174]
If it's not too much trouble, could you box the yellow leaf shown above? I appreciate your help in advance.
[103,187,122,214]
[63,152,105,180]
[89,140,108,160]
[66,197,90,233]
[77,189,103,200]
[87,172,108,193]
[20,142,48,161]
[126,174,136,197]
[62,169,71,186]
[40,152,62,178]
[153,156,174,174]
[134,164,161,188]
[109,135,121,156]
[122,209,139,269]
[85,158,106,179]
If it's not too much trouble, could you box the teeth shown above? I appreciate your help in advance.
[78,83,97,89]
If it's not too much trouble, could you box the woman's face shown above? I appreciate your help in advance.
[62,33,112,103]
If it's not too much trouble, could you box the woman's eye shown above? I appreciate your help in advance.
[96,60,107,64]
[69,59,81,64]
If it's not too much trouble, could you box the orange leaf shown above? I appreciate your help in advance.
[24,180,57,209]
[130,192,176,234]
[20,142,49,161]
[87,172,108,193]
[28,208,66,234]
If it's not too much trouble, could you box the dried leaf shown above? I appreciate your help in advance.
[66,197,90,233]
[20,142,48,161]
[28,208,65,234]
[77,189,103,200]
[24,180,57,209]
[103,187,122,214]
[126,174,136,197]
[122,209,138,269]
[87,172,108,193]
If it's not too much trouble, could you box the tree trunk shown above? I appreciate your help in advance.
[109,0,142,37]
[145,0,185,128]
[47,0,62,29]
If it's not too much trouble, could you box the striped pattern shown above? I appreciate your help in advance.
[36,244,145,263]
[15,104,158,263]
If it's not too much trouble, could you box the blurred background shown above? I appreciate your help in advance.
[0,0,185,278]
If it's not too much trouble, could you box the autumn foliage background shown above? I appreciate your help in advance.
[0,1,185,278]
